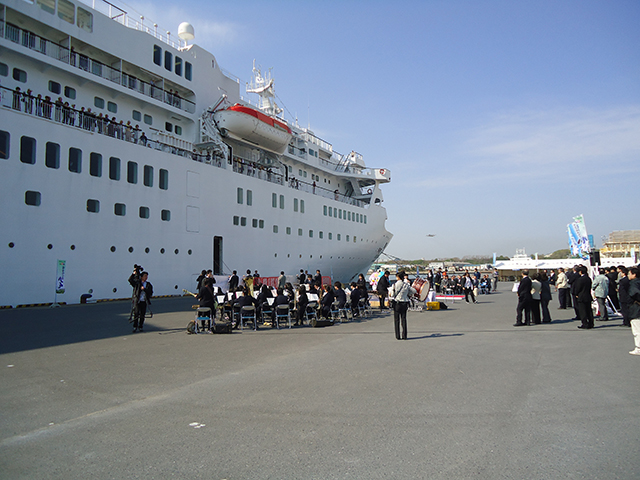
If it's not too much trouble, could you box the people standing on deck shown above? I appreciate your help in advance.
[574,266,594,329]
[556,268,569,309]
[514,270,532,327]
[376,271,391,310]
[592,268,610,321]
[617,266,631,327]
[625,267,640,355]
[540,271,553,323]
[390,271,416,340]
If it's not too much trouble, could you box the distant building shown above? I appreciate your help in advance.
[601,230,640,260]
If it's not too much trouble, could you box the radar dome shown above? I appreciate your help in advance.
[178,22,195,41]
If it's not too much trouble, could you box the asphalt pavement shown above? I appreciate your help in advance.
[1,284,638,479]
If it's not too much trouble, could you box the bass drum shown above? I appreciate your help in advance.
[412,278,431,302]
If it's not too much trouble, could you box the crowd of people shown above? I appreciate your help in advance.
[514,264,640,355]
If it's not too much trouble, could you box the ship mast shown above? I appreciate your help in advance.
[246,60,282,117]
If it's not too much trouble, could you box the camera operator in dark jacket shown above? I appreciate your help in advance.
[132,271,153,333]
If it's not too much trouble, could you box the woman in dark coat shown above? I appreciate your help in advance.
[540,271,553,323]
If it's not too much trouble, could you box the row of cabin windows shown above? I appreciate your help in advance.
[35,0,93,33]
[153,45,192,81]
[268,192,305,212]
[48,80,76,100]
[24,191,170,221]
[234,217,358,243]
[323,205,367,224]
[0,132,168,189]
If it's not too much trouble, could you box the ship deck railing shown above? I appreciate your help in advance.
[0,19,195,114]
[1,84,367,209]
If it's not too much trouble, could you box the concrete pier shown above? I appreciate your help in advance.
[1,285,638,479]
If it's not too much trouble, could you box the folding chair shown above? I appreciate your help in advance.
[240,305,257,331]
[261,302,273,327]
[330,301,341,323]
[305,302,318,324]
[195,307,212,333]
[275,304,291,329]
[339,301,352,322]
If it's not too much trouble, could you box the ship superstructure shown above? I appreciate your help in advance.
[0,0,392,306]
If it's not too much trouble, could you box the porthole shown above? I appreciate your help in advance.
[128,246,134,253]
[8,242,15,248]
[188,249,192,255]
[110,246,116,252]
[113,288,117,293]
[174,249,179,254]
[174,285,178,289]
[160,248,165,254]
[145,247,150,253]
[299,254,302,258]
[70,245,76,250]
[274,253,277,257]
[287,254,290,258]
[47,244,53,250]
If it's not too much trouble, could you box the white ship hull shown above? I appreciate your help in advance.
[0,0,392,307]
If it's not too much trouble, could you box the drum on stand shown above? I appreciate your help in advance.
[412,278,430,302]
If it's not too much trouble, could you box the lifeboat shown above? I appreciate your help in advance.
[214,104,293,155]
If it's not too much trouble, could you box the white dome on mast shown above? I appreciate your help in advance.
[178,22,195,44]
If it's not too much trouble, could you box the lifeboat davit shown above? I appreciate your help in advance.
[214,104,293,155]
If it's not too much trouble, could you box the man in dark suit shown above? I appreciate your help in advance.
[566,265,580,318]
[376,271,391,310]
[228,270,239,291]
[574,265,594,329]
[132,271,153,333]
[514,270,532,326]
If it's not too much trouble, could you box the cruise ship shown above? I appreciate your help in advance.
[0,0,393,307]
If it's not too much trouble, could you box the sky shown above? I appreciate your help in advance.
[119,0,639,259]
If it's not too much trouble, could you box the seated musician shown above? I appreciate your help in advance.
[230,286,257,328]
[197,277,216,330]
[256,284,273,319]
[333,282,347,309]
[271,288,290,326]
[295,285,308,326]
[320,284,335,319]
[349,282,362,317]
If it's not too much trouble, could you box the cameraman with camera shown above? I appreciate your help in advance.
[128,265,153,333]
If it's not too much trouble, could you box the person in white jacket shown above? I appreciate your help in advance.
[390,271,417,340]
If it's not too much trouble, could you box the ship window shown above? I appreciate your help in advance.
[298,229,303,236]
[86,199,100,213]
[114,203,126,216]
[94,97,104,109]
[286,227,291,235]
[354,236,357,243]
[175,125,182,135]
[273,225,278,233]
[293,198,298,212]
[107,102,117,113]
[45,142,59,168]
[185,62,192,81]
[348,211,351,221]
[0,63,7,77]
[237,187,243,204]
[20,136,36,164]
[337,234,341,241]
[346,235,350,242]
[259,219,264,229]
[143,165,153,187]
[329,207,333,217]
[329,233,332,240]
[159,169,169,189]
[64,86,76,99]
[144,114,153,125]
[48,81,61,95]
[300,200,305,213]
[298,169,302,176]
[0,131,10,159]
[323,205,327,216]
[319,231,323,239]
[89,152,102,177]
[127,161,138,184]
[77,7,93,33]
[58,0,75,24]
[139,206,150,219]
[36,0,55,15]
[68,147,82,173]
[252,219,257,228]
[132,110,142,121]
[153,45,162,66]
[338,210,342,219]
[364,215,367,224]
[279,195,284,209]
[165,122,172,132]
[25,191,41,206]
[175,57,183,76]
[309,230,313,238]
[164,51,172,71]
[240,217,246,227]
[233,216,239,226]
[13,69,27,83]
[272,193,277,208]
[109,157,120,180]
[161,209,171,221]
[247,190,253,206]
